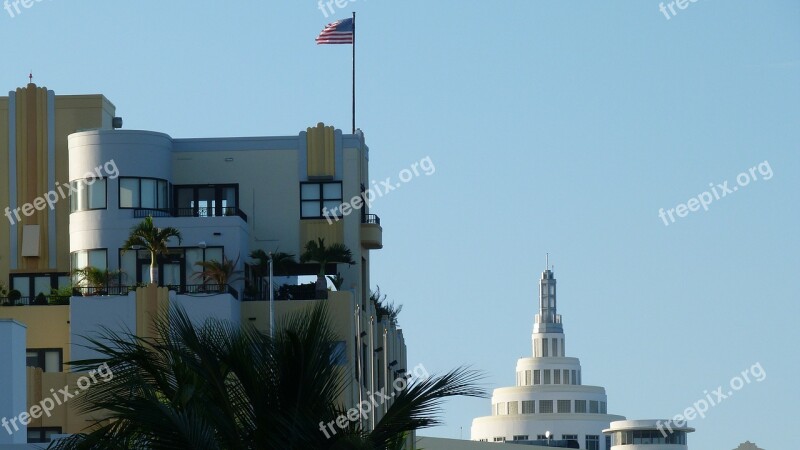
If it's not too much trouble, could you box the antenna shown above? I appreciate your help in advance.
[28,72,33,84]
[545,253,549,271]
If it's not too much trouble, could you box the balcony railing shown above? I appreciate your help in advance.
[363,214,381,225]
[134,207,248,222]
[1,295,70,306]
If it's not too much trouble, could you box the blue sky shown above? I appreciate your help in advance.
[2,1,798,449]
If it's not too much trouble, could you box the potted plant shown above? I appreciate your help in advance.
[299,238,355,299]
[194,255,242,293]
[72,267,121,296]
[7,289,21,306]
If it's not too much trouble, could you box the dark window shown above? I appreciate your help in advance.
[27,427,62,443]
[300,182,342,218]
[173,184,239,217]
[26,349,63,372]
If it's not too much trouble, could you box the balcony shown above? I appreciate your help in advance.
[360,214,383,249]
[134,207,248,222]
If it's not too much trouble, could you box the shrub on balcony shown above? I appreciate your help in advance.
[299,238,355,300]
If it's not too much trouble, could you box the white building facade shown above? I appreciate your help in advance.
[471,268,625,449]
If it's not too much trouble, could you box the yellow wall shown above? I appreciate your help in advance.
[307,122,335,178]
[0,97,9,285]
[0,305,70,362]
[0,86,115,286]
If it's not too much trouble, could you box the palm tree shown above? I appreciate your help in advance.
[300,238,355,299]
[250,249,296,299]
[51,304,485,449]
[194,255,242,292]
[121,216,182,285]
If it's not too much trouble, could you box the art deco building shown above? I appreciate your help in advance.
[471,267,625,449]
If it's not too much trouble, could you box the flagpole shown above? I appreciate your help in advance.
[352,11,356,134]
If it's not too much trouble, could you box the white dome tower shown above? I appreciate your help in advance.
[471,262,625,449]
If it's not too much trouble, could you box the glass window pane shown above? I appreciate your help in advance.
[302,201,320,218]
[323,183,342,199]
[34,277,52,296]
[205,248,223,263]
[301,184,320,200]
[222,187,236,206]
[120,251,136,285]
[44,351,60,372]
[89,250,107,269]
[158,181,168,209]
[75,251,88,270]
[176,187,193,209]
[70,181,78,212]
[88,179,106,209]
[120,178,139,208]
[141,179,157,208]
[185,248,203,282]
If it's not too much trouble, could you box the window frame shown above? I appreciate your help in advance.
[70,177,108,213]
[26,348,63,373]
[119,177,171,210]
[300,181,343,219]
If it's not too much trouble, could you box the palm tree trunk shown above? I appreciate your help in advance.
[150,252,157,285]
[315,274,328,299]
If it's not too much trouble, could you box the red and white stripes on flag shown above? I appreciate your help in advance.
[316,18,354,44]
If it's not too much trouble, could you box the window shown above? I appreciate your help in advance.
[512,435,528,441]
[70,179,107,212]
[524,370,531,386]
[301,182,342,218]
[539,400,553,413]
[543,369,551,384]
[26,349,62,372]
[534,338,540,357]
[563,369,570,385]
[119,177,169,209]
[552,338,558,358]
[508,401,518,415]
[521,400,535,414]
[27,427,62,444]
[9,273,69,303]
[600,401,607,413]
[71,249,108,270]
[493,437,506,442]
[533,369,541,385]
[585,435,600,450]
[606,435,612,449]
[557,399,571,413]
[330,341,347,365]
[572,369,577,385]
[554,369,561,384]
[496,402,506,415]
[542,338,548,357]
[560,338,564,356]
[562,434,578,441]
[590,400,599,413]
[536,435,548,440]
[575,400,587,413]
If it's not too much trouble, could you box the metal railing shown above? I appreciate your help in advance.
[134,207,248,222]
[362,214,381,225]
[1,296,70,306]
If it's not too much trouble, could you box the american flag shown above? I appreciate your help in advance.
[315,18,354,45]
